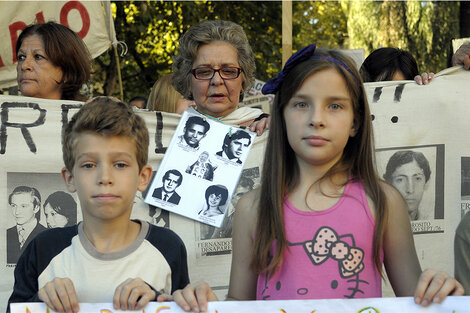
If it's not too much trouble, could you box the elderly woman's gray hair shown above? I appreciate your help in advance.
[172,20,256,102]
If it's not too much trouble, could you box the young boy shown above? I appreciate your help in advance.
[8,97,189,313]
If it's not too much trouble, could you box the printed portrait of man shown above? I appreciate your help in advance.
[7,186,47,264]
[152,169,183,205]
[178,116,210,150]
[216,130,251,164]
[383,150,431,221]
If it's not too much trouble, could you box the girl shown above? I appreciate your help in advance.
[168,44,463,312]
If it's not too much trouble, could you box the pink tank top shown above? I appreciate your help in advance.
[256,180,383,300]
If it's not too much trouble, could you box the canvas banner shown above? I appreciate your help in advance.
[0,67,469,310]
[0,0,116,88]
[10,296,470,313]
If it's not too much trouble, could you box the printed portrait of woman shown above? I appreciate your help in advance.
[198,185,229,218]
[43,191,77,228]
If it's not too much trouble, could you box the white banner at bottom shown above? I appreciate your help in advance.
[10,296,470,313]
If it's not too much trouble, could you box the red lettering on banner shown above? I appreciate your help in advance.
[0,55,4,67]
[35,11,46,24]
[9,21,27,63]
[60,1,90,39]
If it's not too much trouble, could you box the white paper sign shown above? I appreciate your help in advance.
[144,108,256,227]
[10,297,470,313]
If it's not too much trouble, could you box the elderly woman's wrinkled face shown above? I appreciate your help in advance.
[16,34,63,100]
[190,41,243,118]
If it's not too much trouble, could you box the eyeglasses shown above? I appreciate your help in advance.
[191,67,242,80]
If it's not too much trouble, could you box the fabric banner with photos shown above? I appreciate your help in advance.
[0,0,116,88]
[0,67,469,310]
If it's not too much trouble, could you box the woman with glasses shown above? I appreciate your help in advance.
[172,20,269,135]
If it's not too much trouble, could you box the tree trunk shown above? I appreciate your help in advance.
[460,1,470,37]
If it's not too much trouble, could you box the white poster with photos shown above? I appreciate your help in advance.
[144,108,256,227]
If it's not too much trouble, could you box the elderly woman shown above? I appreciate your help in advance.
[172,20,269,134]
[16,21,91,101]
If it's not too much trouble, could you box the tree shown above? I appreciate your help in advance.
[293,1,347,50]
[89,1,461,100]
[343,1,459,72]
[91,1,282,100]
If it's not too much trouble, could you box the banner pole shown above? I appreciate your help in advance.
[282,0,292,66]
[113,45,124,101]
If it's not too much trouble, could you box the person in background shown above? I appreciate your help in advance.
[147,74,195,114]
[16,21,91,101]
[171,20,269,135]
[359,47,419,82]
[129,96,147,109]
[43,191,77,228]
[452,42,470,70]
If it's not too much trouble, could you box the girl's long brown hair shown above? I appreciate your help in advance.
[252,49,387,278]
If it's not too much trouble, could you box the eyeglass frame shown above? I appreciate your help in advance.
[191,66,242,80]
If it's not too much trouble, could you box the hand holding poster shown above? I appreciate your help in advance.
[144,108,256,227]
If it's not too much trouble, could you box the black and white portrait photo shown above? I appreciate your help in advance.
[7,186,47,264]
[43,191,77,228]
[378,145,444,222]
[6,172,81,264]
[177,116,210,150]
[198,185,229,218]
[216,129,252,164]
[152,169,183,205]
[186,151,218,181]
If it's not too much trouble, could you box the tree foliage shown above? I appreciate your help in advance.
[293,1,347,50]
[90,1,461,100]
[344,1,459,73]
[91,1,281,101]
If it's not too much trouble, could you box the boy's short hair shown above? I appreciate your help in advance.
[62,96,149,171]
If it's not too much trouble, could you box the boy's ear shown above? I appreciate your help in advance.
[137,165,153,192]
[62,167,77,193]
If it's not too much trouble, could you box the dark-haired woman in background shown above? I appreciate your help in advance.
[16,21,91,101]
[359,47,419,82]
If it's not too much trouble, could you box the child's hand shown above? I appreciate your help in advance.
[38,277,79,313]
[113,278,156,310]
[168,281,218,313]
[414,269,464,306]
[249,115,270,136]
